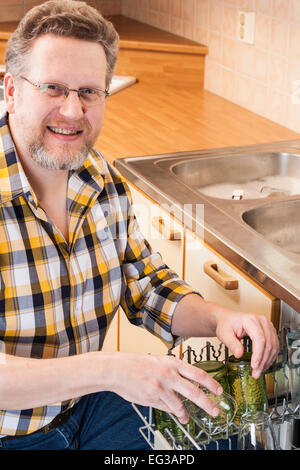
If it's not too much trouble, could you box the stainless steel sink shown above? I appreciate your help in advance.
[242,199,300,255]
[168,152,300,200]
[115,140,300,310]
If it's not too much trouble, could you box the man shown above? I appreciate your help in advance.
[0,0,278,450]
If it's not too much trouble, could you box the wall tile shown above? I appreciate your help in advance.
[182,0,194,22]
[255,14,272,49]
[170,0,181,18]
[256,0,272,16]
[207,31,222,62]
[253,48,268,82]
[223,5,238,38]
[288,22,300,62]
[119,0,300,131]
[160,0,169,15]
[208,0,223,33]
[268,53,287,91]
[266,87,286,124]
[272,0,290,21]
[290,0,300,24]
[195,0,208,30]
[251,82,268,117]
[222,36,237,69]
[287,59,300,95]
[221,68,237,102]
[271,19,289,56]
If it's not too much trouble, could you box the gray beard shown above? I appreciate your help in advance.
[29,142,89,171]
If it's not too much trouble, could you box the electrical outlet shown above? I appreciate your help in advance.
[238,10,255,45]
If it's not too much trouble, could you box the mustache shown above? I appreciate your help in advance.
[43,117,91,132]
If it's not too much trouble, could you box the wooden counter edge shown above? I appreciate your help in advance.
[119,39,208,55]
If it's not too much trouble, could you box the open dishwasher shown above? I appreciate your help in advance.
[132,332,300,451]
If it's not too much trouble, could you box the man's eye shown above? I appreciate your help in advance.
[42,84,65,96]
[81,88,97,96]
[80,88,100,102]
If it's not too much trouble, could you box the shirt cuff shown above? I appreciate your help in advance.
[143,281,203,351]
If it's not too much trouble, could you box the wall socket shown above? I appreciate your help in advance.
[238,10,255,45]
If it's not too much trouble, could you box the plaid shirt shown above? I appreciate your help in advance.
[0,114,194,436]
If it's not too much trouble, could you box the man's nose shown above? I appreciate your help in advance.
[58,90,85,119]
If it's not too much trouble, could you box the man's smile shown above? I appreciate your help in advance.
[47,126,83,136]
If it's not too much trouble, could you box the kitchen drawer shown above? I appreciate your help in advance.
[182,230,280,359]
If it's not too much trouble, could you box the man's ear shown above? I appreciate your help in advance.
[4,73,16,114]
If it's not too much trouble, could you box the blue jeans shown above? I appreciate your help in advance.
[0,392,152,450]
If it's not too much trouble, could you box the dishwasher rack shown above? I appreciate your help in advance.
[132,338,300,450]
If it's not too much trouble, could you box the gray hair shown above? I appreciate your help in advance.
[5,0,119,87]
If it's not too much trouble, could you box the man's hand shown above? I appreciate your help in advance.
[215,310,279,378]
[108,352,223,424]
[172,294,279,378]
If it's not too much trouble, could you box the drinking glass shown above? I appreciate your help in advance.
[184,390,237,437]
[237,411,278,450]
[153,408,195,449]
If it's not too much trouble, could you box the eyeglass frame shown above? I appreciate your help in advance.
[19,75,110,106]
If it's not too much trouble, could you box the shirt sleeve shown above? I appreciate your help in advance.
[120,183,200,351]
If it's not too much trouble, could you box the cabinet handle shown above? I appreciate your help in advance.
[203,260,239,290]
[152,216,182,241]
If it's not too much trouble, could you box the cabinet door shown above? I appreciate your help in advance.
[182,230,280,361]
[129,184,184,277]
[118,183,185,356]
[101,311,119,352]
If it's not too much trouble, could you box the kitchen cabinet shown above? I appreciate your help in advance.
[117,182,184,356]
[182,230,280,363]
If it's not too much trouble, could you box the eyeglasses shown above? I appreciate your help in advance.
[19,75,110,107]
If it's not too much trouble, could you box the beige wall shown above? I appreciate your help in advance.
[121,0,300,134]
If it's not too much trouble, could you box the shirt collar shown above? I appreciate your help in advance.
[0,113,106,203]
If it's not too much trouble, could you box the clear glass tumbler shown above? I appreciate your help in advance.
[184,390,237,437]
[237,411,278,450]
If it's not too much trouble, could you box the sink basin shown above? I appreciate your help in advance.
[170,152,300,200]
[242,199,300,255]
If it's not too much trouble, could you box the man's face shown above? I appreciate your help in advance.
[6,34,108,170]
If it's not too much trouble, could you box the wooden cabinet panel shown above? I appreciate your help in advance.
[117,183,184,356]
[129,183,184,277]
[101,310,119,352]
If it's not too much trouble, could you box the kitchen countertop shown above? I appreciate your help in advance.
[98,83,299,164]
